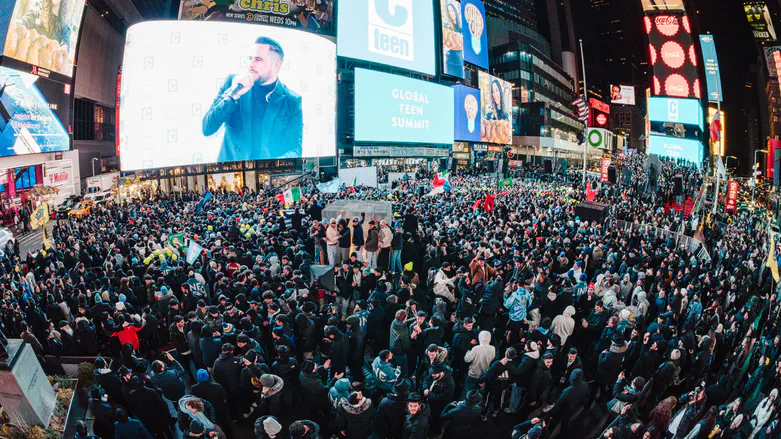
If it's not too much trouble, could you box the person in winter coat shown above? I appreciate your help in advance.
[668,389,705,439]
[298,360,332,422]
[551,306,576,347]
[200,325,223,372]
[271,345,300,412]
[346,315,366,382]
[254,415,288,439]
[149,352,187,402]
[482,347,521,415]
[191,369,232,438]
[450,318,477,383]
[238,349,265,418]
[178,396,227,439]
[328,377,351,417]
[547,368,590,432]
[113,407,153,439]
[440,389,483,439]
[289,420,321,439]
[389,310,413,377]
[94,356,125,407]
[422,363,456,432]
[88,387,115,439]
[374,378,411,439]
[337,391,374,439]
[749,389,778,439]
[212,343,242,420]
[257,373,285,417]
[414,344,449,386]
[373,350,402,395]
[463,330,495,395]
[595,334,629,402]
[325,325,349,375]
[295,313,317,359]
[510,419,545,439]
[127,376,174,439]
[404,393,432,439]
[528,353,554,408]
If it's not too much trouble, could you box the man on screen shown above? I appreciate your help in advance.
[202,36,303,162]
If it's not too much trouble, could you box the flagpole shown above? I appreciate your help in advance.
[579,39,588,186]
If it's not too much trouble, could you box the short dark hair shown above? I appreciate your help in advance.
[255,36,285,61]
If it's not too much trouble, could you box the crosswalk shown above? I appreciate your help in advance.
[14,222,55,255]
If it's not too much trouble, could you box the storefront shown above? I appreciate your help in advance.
[341,146,450,175]
[452,143,470,169]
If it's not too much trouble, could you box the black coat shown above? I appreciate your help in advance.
[347,325,366,368]
[597,347,627,386]
[374,393,408,439]
[329,330,349,374]
[337,398,374,439]
[299,370,331,414]
[550,369,589,416]
[128,385,171,434]
[94,369,125,406]
[297,318,318,353]
[403,404,431,439]
[191,380,230,421]
[440,401,481,439]
[529,363,552,403]
[89,399,115,439]
[212,353,242,396]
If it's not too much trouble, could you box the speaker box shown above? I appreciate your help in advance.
[544,159,553,174]
[574,202,609,223]
[486,160,496,173]
[608,165,617,184]
[674,175,683,195]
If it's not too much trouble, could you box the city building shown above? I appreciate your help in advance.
[611,106,644,152]
[483,0,539,31]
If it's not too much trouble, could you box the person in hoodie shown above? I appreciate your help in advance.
[463,330,495,396]
[337,391,374,439]
[400,392,430,439]
[258,373,285,417]
[440,389,483,439]
[254,415,288,439]
[294,313,317,360]
[450,317,477,385]
[546,368,590,434]
[271,345,299,413]
[551,305,576,347]
[212,343,242,420]
[289,420,321,439]
[324,325,348,376]
[749,388,778,439]
[503,283,532,347]
[373,378,411,439]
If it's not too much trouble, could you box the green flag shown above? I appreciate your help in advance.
[168,232,185,248]
[283,187,302,204]
[498,177,513,188]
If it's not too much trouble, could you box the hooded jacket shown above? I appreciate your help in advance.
[440,400,481,439]
[259,374,285,416]
[298,369,331,414]
[389,319,412,356]
[374,392,409,439]
[464,331,495,379]
[550,306,576,346]
[337,397,374,439]
[328,378,351,414]
[549,369,589,416]
[212,352,242,395]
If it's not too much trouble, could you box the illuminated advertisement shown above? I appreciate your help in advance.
[354,68,454,144]
[648,97,703,129]
[610,84,636,105]
[698,35,722,103]
[440,0,464,78]
[744,2,777,41]
[2,0,86,78]
[119,21,336,171]
[645,13,701,99]
[453,84,480,142]
[178,0,335,35]
[725,180,738,212]
[589,98,610,128]
[461,0,488,69]
[0,66,71,157]
[707,107,725,157]
[337,0,436,75]
[478,71,512,145]
[648,135,703,162]
[641,0,685,12]
[587,128,613,150]
[763,46,781,77]
[600,158,611,182]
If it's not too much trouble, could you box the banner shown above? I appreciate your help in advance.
[699,35,723,103]
[726,180,739,212]
[30,204,50,230]
[744,2,777,41]
[186,241,203,265]
[600,158,611,183]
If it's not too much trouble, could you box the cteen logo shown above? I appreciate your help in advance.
[368,0,414,62]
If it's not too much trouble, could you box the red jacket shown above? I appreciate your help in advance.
[112,325,142,351]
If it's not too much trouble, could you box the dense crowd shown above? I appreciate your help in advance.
[1,155,780,439]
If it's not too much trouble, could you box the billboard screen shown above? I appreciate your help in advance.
[119,21,336,171]
[0,66,71,157]
[440,0,464,78]
[453,84,480,142]
[744,2,777,40]
[641,0,685,12]
[3,0,86,78]
[648,134,703,162]
[648,97,703,129]
[610,84,636,105]
[707,107,725,156]
[178,0,335,36]
[478,71,512,145]
[698,35,722,103]
[461,0,488,69]
[645,13,701,99]
[354,68,454,144]
[764,46,781,77]
[337,0,436,75]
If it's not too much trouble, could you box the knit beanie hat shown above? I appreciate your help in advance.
[196,369,210,383]
[263,417,282,436]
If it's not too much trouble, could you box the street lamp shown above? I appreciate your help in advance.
[724,155,738,170]
[752,149,768,209]
[91,158,100,177]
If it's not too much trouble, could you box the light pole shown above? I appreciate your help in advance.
[752,149,768,209]
[724,155,737,170]
[91,158,100,176]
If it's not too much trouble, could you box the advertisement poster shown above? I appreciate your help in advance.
[440,0,464,78]
[353,68,454,144]
[646,13,701,99]
[699,35,722,103]
[44,159,75,203]
[744,2,777,41]
[337,0,436,75]
[2,0,86,78]
[763,46,781,77]
[478,71,512,145]
[610,84,636,105]
[725,180,738,212]
[452,84,480,142]
[461,0,488,69]
[119,21,337,171]
[648,135,703,162]
[600,158,611,183]
[648,97,704,129]
[178,0,335,36]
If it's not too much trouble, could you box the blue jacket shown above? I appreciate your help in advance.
[372,356,401,392]
[503,288,531,322]
[114,418,153,439]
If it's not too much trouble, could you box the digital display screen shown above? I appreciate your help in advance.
[354,68,454,144]
[461,0,488,69]
[648,97,703,129]
[648,134,703,162]
[440,0,464,78]
[610,84,636,105]
[0,66,70,157]
[119,21,336,171]
[744,1,777,40]
[337,0,436,75]
[3,0,86,78]
[478,71,512,145]
[645,13,701,99]
[453,84,480,142]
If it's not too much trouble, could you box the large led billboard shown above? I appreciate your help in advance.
[641,0,685,12]
[337,0,436,76]
[645,13,701,99]
[648,135,703,163]
[478,71,512,145]
[648,97,703,129]
[3,0,86,77]
[119,21,336,171]
[453,84,480,142]
[354,68,454,144]
[699,35,722,103]
[461,0,488,70]
[610,84,636,105]
[440,0,464,78]
[0,66,71,157]
[744,2,777,41]
[178,0,335,36]
[708,107,725,157]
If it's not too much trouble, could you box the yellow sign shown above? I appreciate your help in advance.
[30,204,50,230]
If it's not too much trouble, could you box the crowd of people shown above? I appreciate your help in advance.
[1,153,780,439]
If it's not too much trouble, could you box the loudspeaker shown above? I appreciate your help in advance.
[608,165,617,184]
[674,175,683,195]
[544,159,553,174]
[574,202,609,223]
[486,160,496,173]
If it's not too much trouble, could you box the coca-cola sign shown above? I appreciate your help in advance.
[664,74,690,97]
[655,15,680,36]
[661,41,685,69]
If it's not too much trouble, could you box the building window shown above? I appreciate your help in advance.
[74,98,116,142]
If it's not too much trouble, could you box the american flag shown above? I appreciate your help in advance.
[572,96,589,122]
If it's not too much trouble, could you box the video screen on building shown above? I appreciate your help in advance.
[337,0,436,76]
[178,0,336,36]
[744,2,777,41]
[119,21,336,171]
[648,97,703,129]
[610,84,636,105]
[641,0,685,12]
[440,0,464,78]
[354,68,454,144]
[478,71,512,145]
[0,66,71,157]
[648,135,703,163]
[2,0,86,78]
[461,0,488,70]
[645,13,701,99]
[453,84,480,142]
